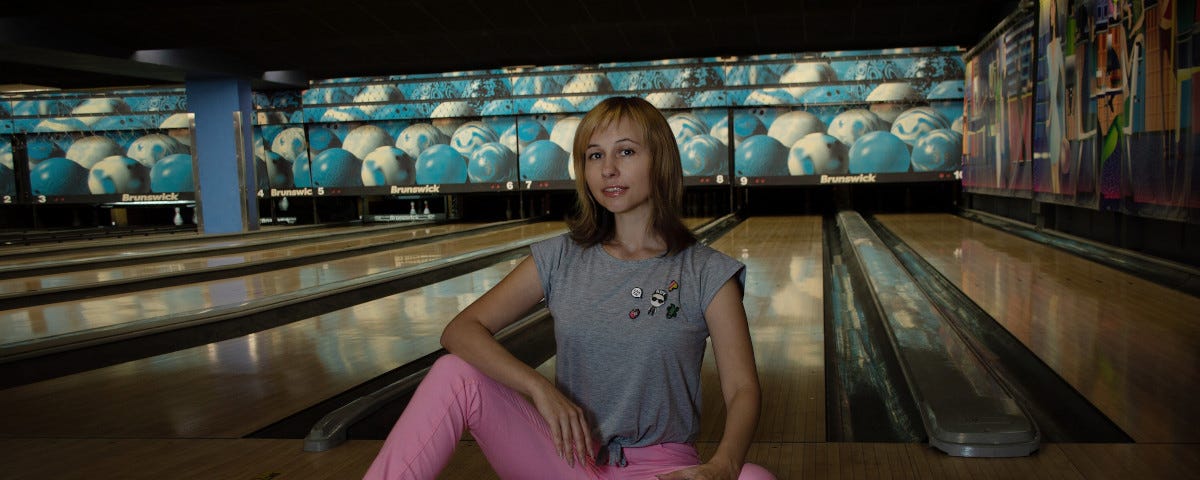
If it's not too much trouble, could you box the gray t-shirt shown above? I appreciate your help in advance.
[530,233,746,466]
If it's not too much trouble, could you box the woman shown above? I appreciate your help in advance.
[365,96,773,480]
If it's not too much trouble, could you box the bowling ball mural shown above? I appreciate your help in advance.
[299,118,518,194]
[23,130,195,201]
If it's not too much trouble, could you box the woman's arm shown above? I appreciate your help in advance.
[659,277,761,480]
[439,256,595,467]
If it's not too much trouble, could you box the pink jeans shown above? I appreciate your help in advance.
[364,354,775,480]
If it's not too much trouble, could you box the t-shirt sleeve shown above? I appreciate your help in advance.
[696,246,746,315]
[529,233,569,303]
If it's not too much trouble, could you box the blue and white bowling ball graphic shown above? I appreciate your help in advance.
[467,142,517,183]
[320,106,368,123]
[668,113,708,146]
[767,111,826,148]
[788,133,848,175]
[561,73,612,95]
[671,66,723,89]
[827,109,885,147]
[71,98,132,125]
[342,125,394,160]
[511,75,565,96]
[27,138,66,165]
[258,151,293,188]
[159,113,190,129]
[415,144,468,184]
[927,80,966,126]
[848,131,910,174]
[311,148,363,187]
[743,88,795,107]
[303,87,353,105]
[90,116,154,131]
[549,116,582,154]
[927,80,965,101]
[361,146,415,186]
[0,163,14,195]
[431,101,477,137]
[66,135,125,170]
[838,59,902,82]
[618,70,668,91]
[501,121,549,153]
[910,129,962,172]
[151,153,194,192]
[711,114,766,147]
[32,157,90,195]
[396,123,449,159]
[272,127,308,162]
[866,82,923,123]
[780,62,838,99]
[724,64,781,86]
[690,90,730,108]
[466,77,511,98]
[680,134,728,177]
[307,126,342,153]
[520,140,569,181]
[531,97,575,114]
[644,92,687,110]
[734,135,788,177]
[14,100,69,117]
[890,107,950,146]
[127,134,188,168]
[451,121,500,158]
[293,151,312,187]
[33,118,87,133]
[88,155,151,194]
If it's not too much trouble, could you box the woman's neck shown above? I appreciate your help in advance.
[604,211,665,260]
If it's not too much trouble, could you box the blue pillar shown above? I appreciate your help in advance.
[185,76,259,234]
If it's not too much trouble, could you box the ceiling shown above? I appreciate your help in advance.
[0,0,1021,92]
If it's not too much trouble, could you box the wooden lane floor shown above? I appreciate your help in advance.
[0,221,394,263]
[0,222,564,350]
[0,241,560,438]
[2,438,1197,479]
[699,216,826,444]
[0,222,487,297]
[0,220,709,439]
[875,213,1200,443]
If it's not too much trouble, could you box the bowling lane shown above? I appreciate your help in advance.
[0,222,565,351]
[0,218,713,438]
[876,213,1200,443]
[0,256,530,438]
[697,217,826,443]
[0,222,489,296]
[0,221,449,270]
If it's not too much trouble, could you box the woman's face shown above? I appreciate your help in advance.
[584,117,653,217]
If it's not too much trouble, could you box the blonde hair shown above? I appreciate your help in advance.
[567,96,694,254]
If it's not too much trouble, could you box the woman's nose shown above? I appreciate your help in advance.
[601,158,617,177]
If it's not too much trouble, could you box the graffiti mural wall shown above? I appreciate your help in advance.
[969,0,1199,222]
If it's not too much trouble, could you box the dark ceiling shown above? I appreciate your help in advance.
[0,0,1021,92]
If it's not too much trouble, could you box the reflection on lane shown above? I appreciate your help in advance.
[0,223,489,296]
[0,222,565,347]
[0,256,527,438]
[877,213,1200,443]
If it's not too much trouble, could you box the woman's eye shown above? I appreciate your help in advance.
[587,152,602,160]
[620,148,635,156]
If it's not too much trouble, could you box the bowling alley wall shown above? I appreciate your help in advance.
[964,0,1199,224]
[1,47,967,212]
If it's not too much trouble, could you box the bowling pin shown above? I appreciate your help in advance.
[423,201,430,215]
[174,207,183,226]
[279,197,289,212]
[410,201,416,215]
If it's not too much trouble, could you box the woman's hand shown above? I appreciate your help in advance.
[655,459,739,480]
[529,381,595,469]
